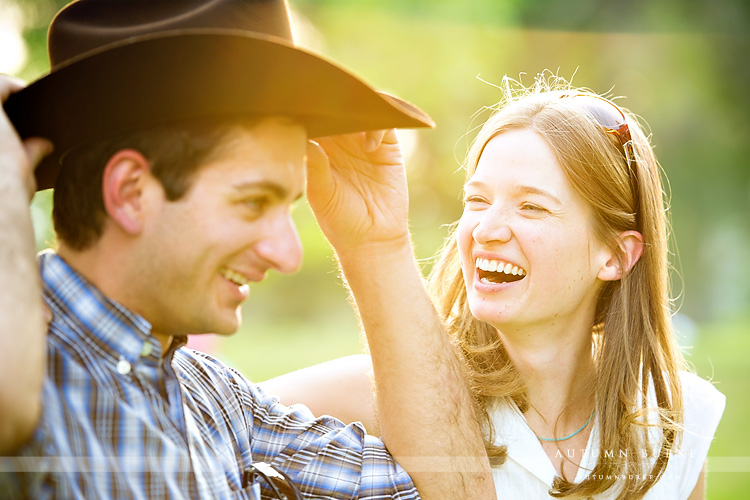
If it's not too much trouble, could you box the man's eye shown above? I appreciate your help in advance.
[245,197,270,212]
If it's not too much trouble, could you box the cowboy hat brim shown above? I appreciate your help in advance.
[4,30,435,191]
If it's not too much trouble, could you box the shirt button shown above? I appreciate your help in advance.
[140,342,153,357]
[116,357,132,375]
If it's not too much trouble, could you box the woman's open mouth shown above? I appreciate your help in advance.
[475,258,526,284]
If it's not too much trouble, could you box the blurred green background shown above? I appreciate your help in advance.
[4,0,748,496]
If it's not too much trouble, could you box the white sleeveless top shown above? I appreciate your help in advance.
[488,372,725,499]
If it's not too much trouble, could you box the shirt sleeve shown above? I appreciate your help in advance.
[219,362,420,500]
[676,371,726,499]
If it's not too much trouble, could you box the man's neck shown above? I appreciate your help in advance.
[57,240,126,302]
[58,244,177,359]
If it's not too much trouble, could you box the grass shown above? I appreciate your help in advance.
[206,307,749,498]
[686,315,750,498]
[217,313,364,382]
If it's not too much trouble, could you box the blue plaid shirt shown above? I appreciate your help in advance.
[1,251,418,499]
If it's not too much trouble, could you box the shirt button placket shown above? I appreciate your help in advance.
[116,356,132,375]
[140,342,154,358]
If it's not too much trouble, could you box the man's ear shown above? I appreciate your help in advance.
[598,230,644,282]
[102,149,151,235]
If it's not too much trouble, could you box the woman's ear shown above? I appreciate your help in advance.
[598,230,644,281]
[102,149,151,235]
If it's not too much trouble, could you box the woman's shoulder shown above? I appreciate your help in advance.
[678,370,722,395]
[660,371,725,499]
[677,370,726,426]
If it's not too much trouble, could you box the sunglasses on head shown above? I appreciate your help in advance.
[559,92,640,212]
[559,92,633,160]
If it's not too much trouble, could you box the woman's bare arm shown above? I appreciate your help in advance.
[259,354,378,434]
[687,463,706,500]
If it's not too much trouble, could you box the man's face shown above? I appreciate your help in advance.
[131,117,307,339]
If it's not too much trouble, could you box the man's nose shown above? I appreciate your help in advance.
[254,211,303,274]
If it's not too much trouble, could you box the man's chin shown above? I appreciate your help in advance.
[209,311,242,336]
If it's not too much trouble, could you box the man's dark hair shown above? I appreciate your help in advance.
[53,119,251,251]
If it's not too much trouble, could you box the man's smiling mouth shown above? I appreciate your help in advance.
[221,267,251,286]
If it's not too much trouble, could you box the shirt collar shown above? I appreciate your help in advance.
[490,399,601,486]
[490,399,559,486]
[39,250,165,366]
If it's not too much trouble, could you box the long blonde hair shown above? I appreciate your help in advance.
[428,76,685,498]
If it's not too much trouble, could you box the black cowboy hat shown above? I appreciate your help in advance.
[3,0,435,191]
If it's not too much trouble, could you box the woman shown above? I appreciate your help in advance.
[260,77,724,499]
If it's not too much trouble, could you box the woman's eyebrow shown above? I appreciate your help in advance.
[464,178,488,192]
[464,179,562,205]
[517,185,562,205]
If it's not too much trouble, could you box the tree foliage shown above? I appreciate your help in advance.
[14,0,750,325]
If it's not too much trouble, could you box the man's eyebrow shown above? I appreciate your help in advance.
[232,180,302,201]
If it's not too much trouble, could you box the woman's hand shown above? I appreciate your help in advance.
[305,129,409,255]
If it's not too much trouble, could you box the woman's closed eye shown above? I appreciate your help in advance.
[463,195,489,208]
[520,202,550,215]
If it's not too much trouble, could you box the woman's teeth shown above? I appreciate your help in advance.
[475,258,526,284]
[476,258,526,276]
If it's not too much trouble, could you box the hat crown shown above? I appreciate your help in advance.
[49,0,294,70]
[6,0,433,192]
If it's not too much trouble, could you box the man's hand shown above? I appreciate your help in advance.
[304,128,496,499]
[0,74,52,454]
[0,75,52,197]
[306,129,409,254]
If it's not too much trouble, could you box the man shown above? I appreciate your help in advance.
[0,0,495,498]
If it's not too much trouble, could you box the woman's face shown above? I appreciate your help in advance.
[457,128,613,332]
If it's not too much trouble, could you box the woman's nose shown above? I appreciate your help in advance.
[471,207,513,245]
